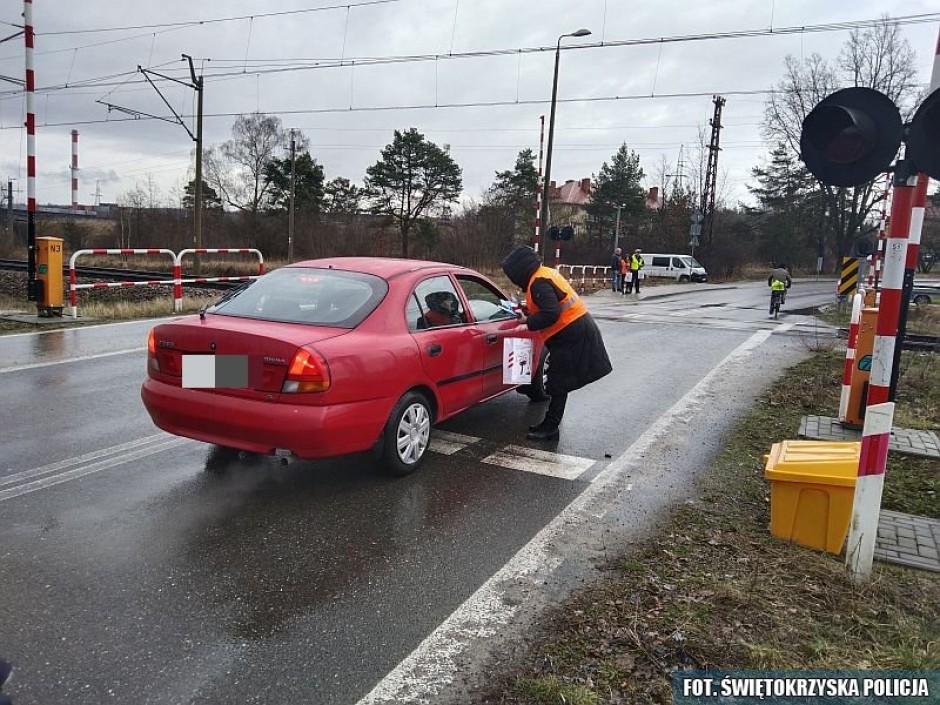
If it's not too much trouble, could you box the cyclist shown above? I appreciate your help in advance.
[767,262,792,305]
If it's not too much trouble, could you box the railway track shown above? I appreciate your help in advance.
[0,258,238,291]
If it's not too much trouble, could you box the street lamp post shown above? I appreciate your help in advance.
[539,28,591,245]
[614,203,624,251]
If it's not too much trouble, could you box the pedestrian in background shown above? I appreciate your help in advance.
[610,247,622,292]
[628,248,645,295]
[501,246,612,441]
[619,254,629,295]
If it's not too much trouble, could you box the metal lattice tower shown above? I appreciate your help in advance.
[701,95,725,241]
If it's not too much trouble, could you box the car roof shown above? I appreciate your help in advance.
[286,257,467,279]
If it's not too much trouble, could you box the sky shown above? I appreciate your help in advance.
[0,0,938,211]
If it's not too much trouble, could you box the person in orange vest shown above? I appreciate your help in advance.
[501,245,613,440]
[619,254,629,295]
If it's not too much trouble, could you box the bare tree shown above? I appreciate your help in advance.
[205,113,286,216]
[762,17,920,260]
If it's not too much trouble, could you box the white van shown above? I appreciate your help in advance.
[641,254,707,282]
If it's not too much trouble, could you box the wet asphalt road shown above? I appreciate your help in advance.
[0,281,837,704]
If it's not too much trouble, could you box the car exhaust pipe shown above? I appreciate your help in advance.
[274,449,296,466]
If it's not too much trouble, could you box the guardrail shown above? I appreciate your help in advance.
[68,247,265,317]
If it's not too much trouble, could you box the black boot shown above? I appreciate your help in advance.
[526,393,566,440]
[526,424,559,440]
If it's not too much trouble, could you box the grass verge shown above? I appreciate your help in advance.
[477,350,940,704]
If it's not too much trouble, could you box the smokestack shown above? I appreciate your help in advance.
[71,129,79,209]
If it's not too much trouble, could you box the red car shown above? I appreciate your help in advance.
[141,258,548,475]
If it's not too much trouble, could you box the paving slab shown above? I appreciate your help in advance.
[799,415,940,459]
[875,510,940,574]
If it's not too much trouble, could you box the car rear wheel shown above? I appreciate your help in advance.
[913,294,931,305]
[519,348,550,402]
[381,391,432,476]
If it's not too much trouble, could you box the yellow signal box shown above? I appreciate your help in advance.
[36,236,64,317]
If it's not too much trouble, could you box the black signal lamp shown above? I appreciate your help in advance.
[906,87,940,180]
[560,225,575,241]
[548,226,562,241]
[800,87,902,187]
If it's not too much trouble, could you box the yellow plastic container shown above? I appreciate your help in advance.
[763,440,860,554]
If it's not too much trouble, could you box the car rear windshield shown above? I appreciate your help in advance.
[208,267,388,328]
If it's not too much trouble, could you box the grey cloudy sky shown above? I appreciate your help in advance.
[0,0,938,209]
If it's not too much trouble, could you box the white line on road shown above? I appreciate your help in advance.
[355,329,772,705]
[0,436,190,503]
[482,444,596,480]
[430,430,482,456]
[0,316,171,339]
[0,346,146,374]
[0,433,171,488]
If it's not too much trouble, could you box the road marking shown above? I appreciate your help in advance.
[430,430,481,456]
[0,436,190,503]
[482,445,596,480]
[0,433,170,488]
[355,329,773,705]
[0,316,172,339]
[0,346,145,373]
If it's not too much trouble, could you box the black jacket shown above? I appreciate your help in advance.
[501,246,612,395]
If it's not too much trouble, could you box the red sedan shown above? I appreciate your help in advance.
[141,258,548,475]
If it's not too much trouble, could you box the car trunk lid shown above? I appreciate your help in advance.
[150,314,348,397]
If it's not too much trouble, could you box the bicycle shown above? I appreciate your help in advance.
[769,282,786,318]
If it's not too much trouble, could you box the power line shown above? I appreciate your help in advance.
[35,0,403,36]
[0,88,780,131]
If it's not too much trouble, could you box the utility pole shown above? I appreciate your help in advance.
[185,54,204,274]
[6,180,13,243]
[288,129,296,263]
[614,203,623,251]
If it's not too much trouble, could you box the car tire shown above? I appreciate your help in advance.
[913,294,931,305]
[381,391,433,476]
[520,348,550,402]
[679,275,691,283]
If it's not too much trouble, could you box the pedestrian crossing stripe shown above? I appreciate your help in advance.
[839,257,860,296]
[481,444,596,480]
[429,430,481,455]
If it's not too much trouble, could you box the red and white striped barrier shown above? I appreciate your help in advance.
[557,264,611,289]
[69,248,176,317]
[533,114,545,255]
[838,290,865,422]
[68,247,265,316]
[174,248,264,312]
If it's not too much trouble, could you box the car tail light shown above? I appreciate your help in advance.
[282,346,331,393]
[147,329,159,372]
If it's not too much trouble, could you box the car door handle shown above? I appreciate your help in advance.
[427,343,443,357]
[486,334,498,344]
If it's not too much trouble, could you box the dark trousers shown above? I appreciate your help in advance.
[628,271,640,293]
[543,392,568,428]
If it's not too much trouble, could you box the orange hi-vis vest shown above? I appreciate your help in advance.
[526,266,588,341]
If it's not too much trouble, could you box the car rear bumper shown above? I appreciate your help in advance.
[141,378,391,460]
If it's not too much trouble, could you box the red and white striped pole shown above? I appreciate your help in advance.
[24,0,37,302]
[71,130,79,209]
[846,26,940,584]
[868,176,890,290]
[533,114,544,254]
[838,290,864,422]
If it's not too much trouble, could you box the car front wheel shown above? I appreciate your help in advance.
[913,294,931,305]
[381,391,433,476]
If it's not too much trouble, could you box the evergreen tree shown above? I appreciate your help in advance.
[486,149,538,243]
[263,152,325,213]
[365,128,462,258]
[182,178,223,212]
[323,177,362,214]
[587,144,646,243]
